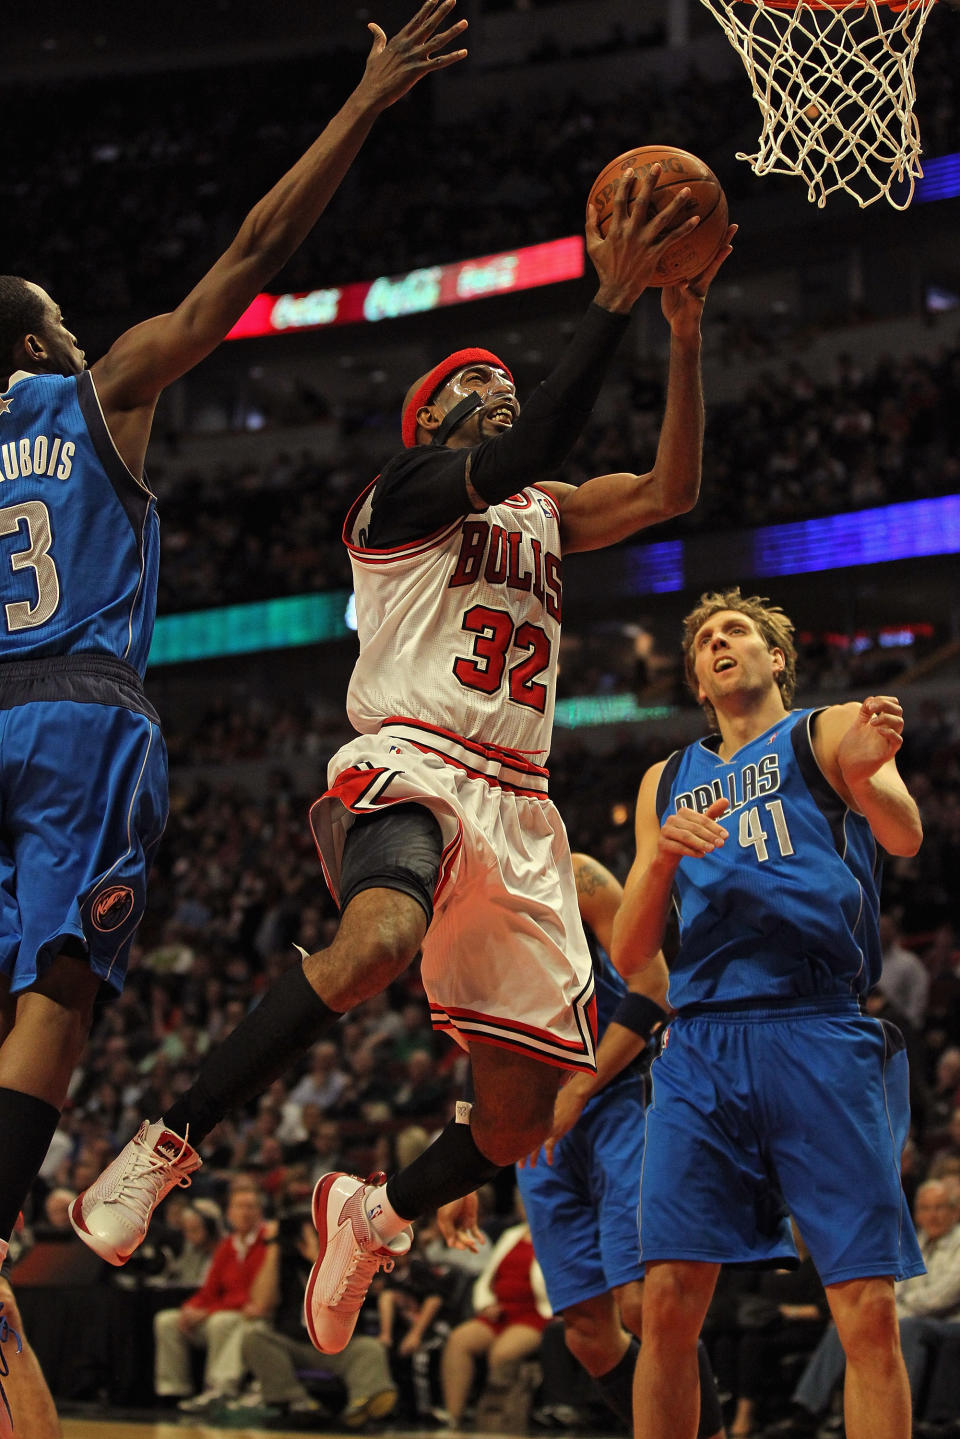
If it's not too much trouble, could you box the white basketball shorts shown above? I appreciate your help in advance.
[309,719,597,1072]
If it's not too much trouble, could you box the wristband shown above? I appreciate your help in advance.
[610,993,668,1041]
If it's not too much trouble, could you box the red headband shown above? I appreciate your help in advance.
[401,347,513,448]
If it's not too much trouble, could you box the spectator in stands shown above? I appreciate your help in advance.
[34,1188,76,1240]
[393,1049,452,1121]
[914,1319,960,1438]
[721,1229,829,1438]
[922,928,960,1049]
[230,1098,284,1172]
[768,1180,960,1435]
[287,1040,350,1114]
[158,1200,225,1290]
[153,1177,271,1414]
[930,1051,960,1137]
[289,1114,349,1188]
[437,1201,551,1428]
[376,1241,454,1423]
[929,1109,960,1180]
[335,1045,397,1122]
[879,913,930,1029]
[233,1210,397,1426]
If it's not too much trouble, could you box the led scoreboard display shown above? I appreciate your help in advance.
[225,236,585,339]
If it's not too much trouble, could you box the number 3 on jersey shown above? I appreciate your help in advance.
[0,500,61,632]
[454,603,550,713]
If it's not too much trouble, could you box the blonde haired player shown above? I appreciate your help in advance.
[616,588,924,1439]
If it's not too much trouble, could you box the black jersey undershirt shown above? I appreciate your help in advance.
[365,303,630,548]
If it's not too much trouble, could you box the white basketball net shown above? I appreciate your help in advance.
[698,0,938,208]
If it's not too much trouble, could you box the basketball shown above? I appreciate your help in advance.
[589,145,728,286]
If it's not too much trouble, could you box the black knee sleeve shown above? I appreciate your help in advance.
[339,804,443,922]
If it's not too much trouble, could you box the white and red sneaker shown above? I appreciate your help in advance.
[69,1119,201,1266]
[304,1172,412,1354]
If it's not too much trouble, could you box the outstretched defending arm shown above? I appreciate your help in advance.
[523,853,672,1168]
[92,2,467,473]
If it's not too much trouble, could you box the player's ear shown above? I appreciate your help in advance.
[23,332,47,363]
[771,647,785,676]
[416,404,443,437]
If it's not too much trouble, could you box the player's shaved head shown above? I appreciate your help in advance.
[404,372,433,417]
[0,276,46,380]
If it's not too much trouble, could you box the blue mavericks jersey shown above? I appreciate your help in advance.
[657,708,882,1009]
[0,371,158,677]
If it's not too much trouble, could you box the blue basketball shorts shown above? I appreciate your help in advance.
[638,999,924,1286]
[517,1076,646,1312]
[0,699,168,993]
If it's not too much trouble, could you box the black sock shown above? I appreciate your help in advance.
[164,963,338,1145]
[385,1115,501,1220]
[696,1340,724,1439]
[0,1088,61,1242]
[593,1337,638,1426]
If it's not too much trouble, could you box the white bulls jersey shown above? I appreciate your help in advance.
[344,480,563,761]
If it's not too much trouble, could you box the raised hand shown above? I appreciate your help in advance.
[661,223,738,337]
[587,164,702,314]
[360,0,468,112]
[837,695,905,787]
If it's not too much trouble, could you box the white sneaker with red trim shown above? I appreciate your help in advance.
[304,1171,412,1354]
[69,1119,201,1265]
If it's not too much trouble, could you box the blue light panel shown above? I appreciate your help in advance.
[751,495,960,578]
[626,539,685,593]
[914,152,960,204]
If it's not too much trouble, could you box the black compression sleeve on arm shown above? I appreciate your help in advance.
[468,302,630,503]
[366,448,472,548]
[367,303,630,547]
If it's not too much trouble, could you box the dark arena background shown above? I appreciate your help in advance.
[2,2,960,1436]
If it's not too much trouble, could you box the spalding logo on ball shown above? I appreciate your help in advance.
[589,145,728,286]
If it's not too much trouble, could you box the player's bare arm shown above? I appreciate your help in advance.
[812,697,923,857]
[611,763,729,976]
[92,0,467,474]
[571,851,623,954]
[542,231,735,554]
[526,957,670,1168]
[525,854,670,1168]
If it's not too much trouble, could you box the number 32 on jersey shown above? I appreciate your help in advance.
[453,603,550,714]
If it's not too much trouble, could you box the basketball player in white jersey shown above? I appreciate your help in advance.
[72,162,735,1355]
